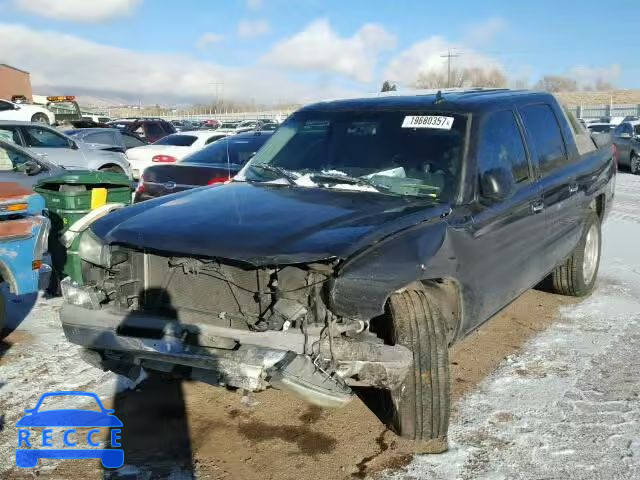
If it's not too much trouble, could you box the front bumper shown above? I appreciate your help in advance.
[60,302,413,399]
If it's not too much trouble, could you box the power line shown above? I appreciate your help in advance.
[440,49,461,87]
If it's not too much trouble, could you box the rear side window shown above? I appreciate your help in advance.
[122,133,146,149]
[477,110,529,184]
[154,135,197,146]
[520,104,567,175]
[145,122,164,138]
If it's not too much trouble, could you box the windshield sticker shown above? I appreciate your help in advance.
[402,116,454,130]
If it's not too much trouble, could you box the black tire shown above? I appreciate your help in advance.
[631,152,640,175]
[361,289,450,451]
[31,113,50,125]
[0,291,6,335]
[550,211,601,297]
[99,165,125,175]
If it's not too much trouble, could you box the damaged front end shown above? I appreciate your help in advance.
[61,235,412,408]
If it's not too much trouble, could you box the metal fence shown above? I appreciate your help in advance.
[567,104,640,121]
[94,104,640,123]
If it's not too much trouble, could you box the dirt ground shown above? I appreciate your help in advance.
[2,289,573,480]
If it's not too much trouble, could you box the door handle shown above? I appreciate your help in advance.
[530,200,544,214]
[569,183,579,194]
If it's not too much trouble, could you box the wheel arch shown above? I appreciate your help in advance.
[0,260,18,294]
[381,278,463,346]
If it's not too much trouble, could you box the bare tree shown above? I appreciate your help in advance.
[413,67,507,89]
[534,75,578,93]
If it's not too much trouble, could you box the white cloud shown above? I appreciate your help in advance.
[11,0,142,22]
[0,23,357,105]
[263,19,397,83]
[246,0,263,10]
[196,32,224,49]
[464,17,507,45]
[384,35,504,86]
[237,19,270,38]
[568,64,621,88]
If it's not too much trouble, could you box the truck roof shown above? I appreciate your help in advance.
[302,89,557,115]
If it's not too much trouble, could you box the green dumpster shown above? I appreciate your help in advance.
[35,171,133,285]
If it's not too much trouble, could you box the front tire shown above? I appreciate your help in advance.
[631,152,640,175]
[0,291,6,336]
[550,211,601,296]
[361,289,450,451]
[31,113,50,125]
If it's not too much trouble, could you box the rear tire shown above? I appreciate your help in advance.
[361,288,450,451]
[550,211,601,297]
[631,152,640,175]
[0,291,6,336]
[31,113,50,125]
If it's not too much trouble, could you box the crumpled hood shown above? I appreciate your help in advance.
[91,182,448,265]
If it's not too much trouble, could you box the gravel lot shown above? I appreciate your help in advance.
[1,174,638,480]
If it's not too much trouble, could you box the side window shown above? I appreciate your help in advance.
[614,123,625,136]
[0,100,14,112]
[520,104,567,176]
[23,127,70,148]
[161,122,175,134]
[133,124,146,138]
[0,143,31,172]
[122,133,145,149]
[205,135,225,145]
[477,110,530,184]
[145,122,164,139]
[0,126,21,144]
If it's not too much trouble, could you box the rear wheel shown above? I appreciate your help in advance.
[550,211,601,296]
[631,152,640,175]
[31,113,49,125]
[361,288,450,452]
[0,291,6,335]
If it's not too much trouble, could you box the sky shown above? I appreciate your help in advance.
[0,0,638,105]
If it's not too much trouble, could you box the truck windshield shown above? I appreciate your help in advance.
[242,110,467,200]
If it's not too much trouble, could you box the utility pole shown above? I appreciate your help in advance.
[440,49,460,88]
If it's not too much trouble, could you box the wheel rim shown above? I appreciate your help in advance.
[583,223,599,285]
[34,116,46,124]
[632,155,639,174]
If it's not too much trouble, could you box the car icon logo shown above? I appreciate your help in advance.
[15,391,124,469]
[164,181,176,190]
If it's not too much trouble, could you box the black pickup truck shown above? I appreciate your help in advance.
[60,89,615,451]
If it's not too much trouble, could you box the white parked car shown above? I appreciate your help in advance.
[0,99,55,125]
[126,130,229,179]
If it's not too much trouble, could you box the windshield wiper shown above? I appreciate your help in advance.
[248,164,298,185]
[308,173,391,193]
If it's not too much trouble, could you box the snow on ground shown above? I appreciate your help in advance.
[383,174,640,479]
[0,294,142,473]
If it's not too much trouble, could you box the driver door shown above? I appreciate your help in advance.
[18,125,86,169]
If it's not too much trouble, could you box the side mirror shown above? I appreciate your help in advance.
[480,167,516,204]
[70,140,79,150]
[13,104,21,110]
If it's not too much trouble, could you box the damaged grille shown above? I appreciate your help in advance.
[95,248,334,331]
[143,255,272,321]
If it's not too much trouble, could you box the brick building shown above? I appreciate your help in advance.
[0,64,33,102]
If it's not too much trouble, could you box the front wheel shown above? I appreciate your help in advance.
[360,289,450,452]
[631,152,640,175]
[550,211,601,296]
[31,113,50,125]
[0,291,6,336]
